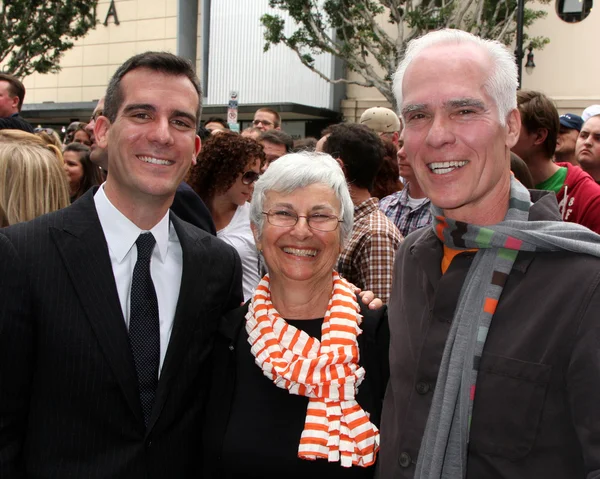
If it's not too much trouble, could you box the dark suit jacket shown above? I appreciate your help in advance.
[171,182,216,235]
[0,189,243,478]
[0,113,34,133]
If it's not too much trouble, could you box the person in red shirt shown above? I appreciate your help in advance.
[511,90,600,234]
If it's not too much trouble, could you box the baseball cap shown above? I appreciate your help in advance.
[559,113,584,131]
[582,105,600,122]
[359,107,400,133]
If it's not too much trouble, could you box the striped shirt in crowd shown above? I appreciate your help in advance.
[379,185,433,238]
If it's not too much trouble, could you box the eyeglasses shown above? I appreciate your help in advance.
[252,119,274,127]
[262,209,343,232]
[90,110,104,123]
[242,170,261,185]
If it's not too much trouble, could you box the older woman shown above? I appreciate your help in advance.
[202,152,389,478]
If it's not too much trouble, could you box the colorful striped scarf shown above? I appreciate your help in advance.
[415,176,600,479]
[246,272,380,468]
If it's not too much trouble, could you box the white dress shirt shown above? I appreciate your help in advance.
[94,184,183,375]
[217,202,260,302]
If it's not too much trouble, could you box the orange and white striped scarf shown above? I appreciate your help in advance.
[245,272,380,468]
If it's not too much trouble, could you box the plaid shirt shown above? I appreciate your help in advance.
[338,198,402,304]
[379,185,433,238]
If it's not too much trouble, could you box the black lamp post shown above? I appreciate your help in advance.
[515,0,526,88]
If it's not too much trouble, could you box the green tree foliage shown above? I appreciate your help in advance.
[0,0,98,78]
[262,0,550,107]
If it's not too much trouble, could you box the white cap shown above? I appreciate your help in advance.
[582,105,600,122]
[359,107,401,133]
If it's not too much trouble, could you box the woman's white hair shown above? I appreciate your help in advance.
[393,29,518,126]
[250,152,354,247]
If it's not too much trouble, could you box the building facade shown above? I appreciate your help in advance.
[17,0,600,133]
[20,0,341,138]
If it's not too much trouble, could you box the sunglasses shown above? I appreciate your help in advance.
[34,128,56,135]
[242,170,260,185]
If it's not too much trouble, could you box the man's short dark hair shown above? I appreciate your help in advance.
[104,51,202,126]
[255,107,281,127]
[321,123,385,191]
[259,130,293,152]
[517,90,559,159]
[0,73,26,111]
[292,137,318,152]
[205,117,229,129]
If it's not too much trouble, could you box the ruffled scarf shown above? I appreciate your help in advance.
[245,272,380,467]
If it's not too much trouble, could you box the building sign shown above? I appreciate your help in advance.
[103,0,120,26]
[227,90,239,132]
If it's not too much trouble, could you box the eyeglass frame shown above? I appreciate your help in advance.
[262,209,343,232]
[241,170,261,185]
[252,119,274,127]
[89,110,104,123]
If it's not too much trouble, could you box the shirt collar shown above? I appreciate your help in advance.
[94,184,171,264]
[354,197,379,221]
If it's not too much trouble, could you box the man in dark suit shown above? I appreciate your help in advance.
[0,73,34,133]
[0,52,242,478]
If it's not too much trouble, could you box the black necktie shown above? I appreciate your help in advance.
[129,232,160,427]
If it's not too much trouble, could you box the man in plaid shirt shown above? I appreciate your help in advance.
[318,123,402,303]
[380,138,432,238]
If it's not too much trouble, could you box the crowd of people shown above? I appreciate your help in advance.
[1,27,600,479]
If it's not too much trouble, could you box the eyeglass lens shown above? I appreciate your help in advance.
[252,119,272,126]
[264,210,340,231]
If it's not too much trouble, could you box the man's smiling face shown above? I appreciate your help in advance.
[401,43,519,224]
[95,67,201,205]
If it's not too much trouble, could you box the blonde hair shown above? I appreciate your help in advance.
[0,129,64,164]
[0,141,70,225]
[35,129,64,151]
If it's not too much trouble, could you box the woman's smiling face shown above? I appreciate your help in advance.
[253,183,342,286]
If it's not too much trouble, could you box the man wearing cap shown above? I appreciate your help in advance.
[555,113,583,165]
[576,114,600,184]
[359,106,402,146]
[582,104,600,122]
[511,90,600,234]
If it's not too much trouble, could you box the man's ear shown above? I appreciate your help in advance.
[335,157,347,176]
[534,128,549,146]
[192,135,201,166]
[505,108,521,149]
[10,95,19,111]
[95,116,111,150]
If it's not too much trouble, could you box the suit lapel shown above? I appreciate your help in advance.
[147,215,211,432]
[51,191,144,424]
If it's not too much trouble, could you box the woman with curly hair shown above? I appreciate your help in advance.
[188,132,266,300]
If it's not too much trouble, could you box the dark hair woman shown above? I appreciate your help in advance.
[188,131,266,300]
[63,143,103,202]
